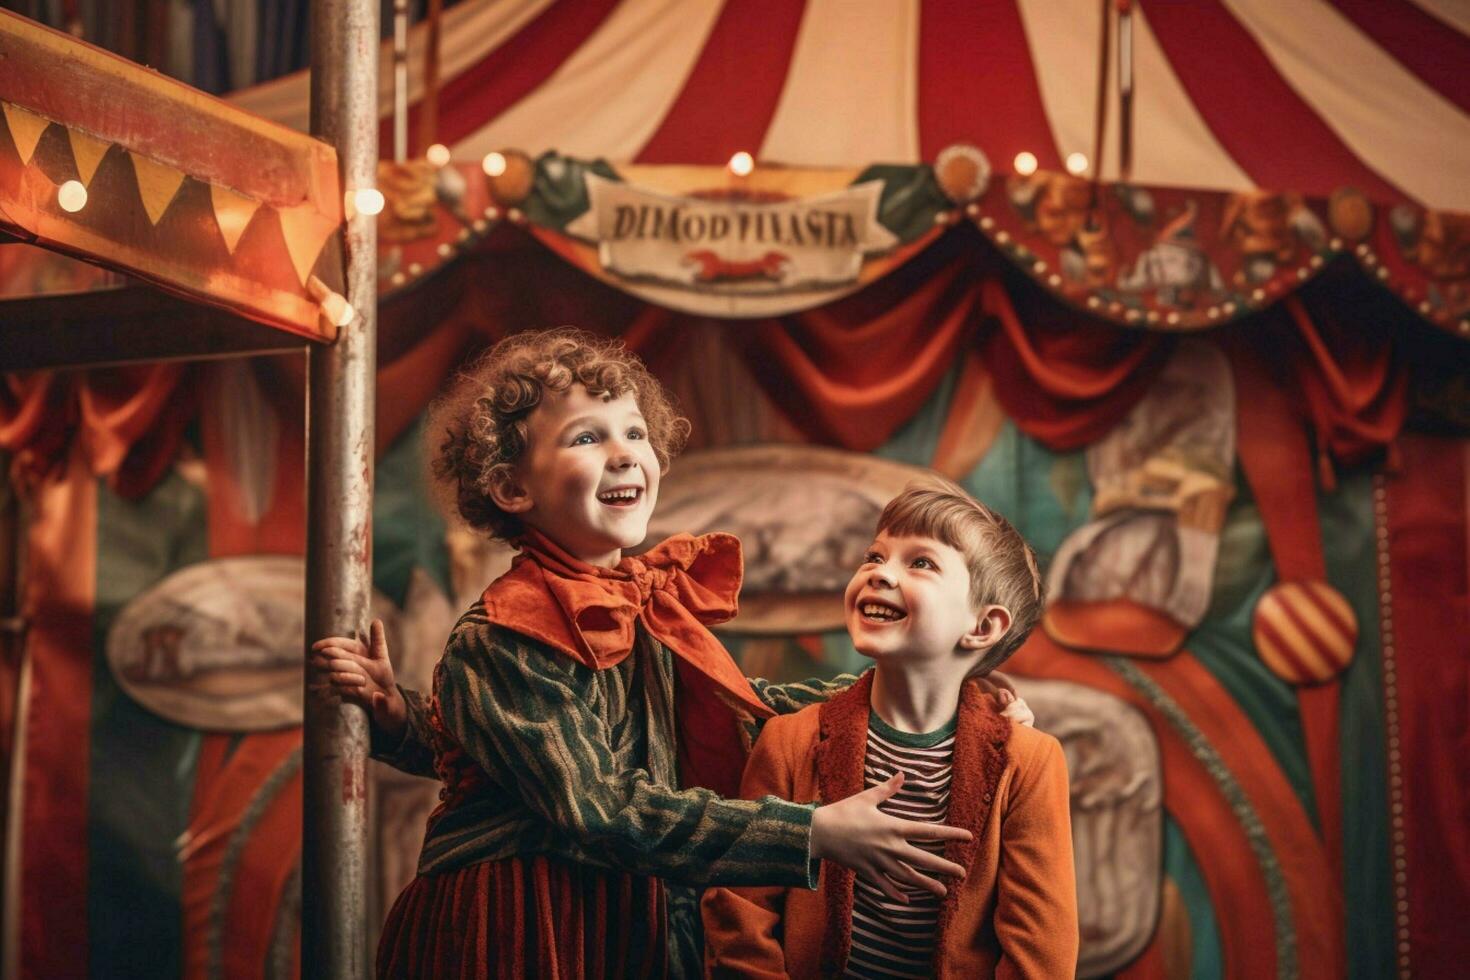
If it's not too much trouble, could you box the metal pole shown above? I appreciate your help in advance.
[392,0,408,163]
[305,0,378,975]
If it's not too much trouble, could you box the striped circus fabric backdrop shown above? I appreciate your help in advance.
[229,0,1470,211]
[4,329,1466,978]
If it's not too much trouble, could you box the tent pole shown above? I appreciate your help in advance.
[304,0,379,975]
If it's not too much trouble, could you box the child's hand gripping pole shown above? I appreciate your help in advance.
[309,619,408,742]
[810,772,972,903]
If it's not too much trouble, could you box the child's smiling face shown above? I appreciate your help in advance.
[843,530,985,666]
[505,384,660,566]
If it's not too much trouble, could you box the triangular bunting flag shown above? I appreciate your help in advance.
[210,184,262,255]
[67,128,111,187]
[277,203,340,287]
[2,102,51,166]
[127,151,187,225]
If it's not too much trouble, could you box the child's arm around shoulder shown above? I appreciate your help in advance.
[437,617,819,889]
[995,724,1079,979]
[748,670,1034,725]
[747,673,858,715]
[701,709,817,979]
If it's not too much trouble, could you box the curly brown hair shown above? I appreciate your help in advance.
[427,328,689,540]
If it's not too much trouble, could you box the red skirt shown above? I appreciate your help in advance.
[377,854,666,979]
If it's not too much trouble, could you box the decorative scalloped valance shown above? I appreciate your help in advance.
[5,145,1467,347]
[368,150,1470,339]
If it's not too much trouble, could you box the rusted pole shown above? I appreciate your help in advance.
[305,0,378,975]
[392,0,409,163]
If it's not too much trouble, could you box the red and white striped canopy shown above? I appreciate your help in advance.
[231,0,1470,211]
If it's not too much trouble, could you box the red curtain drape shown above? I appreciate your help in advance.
[0,364,193,497]
[1,229,1417,502]
[1285,295,1407,479]
[442,228,1179,455]
[978,275,1173,450]
[730,237,983,451]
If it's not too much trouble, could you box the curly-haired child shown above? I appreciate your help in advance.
[312,329,1027,978]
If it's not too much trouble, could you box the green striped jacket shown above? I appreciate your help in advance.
[372,600,852,887]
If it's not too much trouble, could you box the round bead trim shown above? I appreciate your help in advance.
[1374,474,1411,978]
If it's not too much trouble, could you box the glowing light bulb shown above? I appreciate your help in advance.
[1065,152,1089,176]
[728,151,754,177]
[331,299,356,328]
[1013,152,1038,177]
[426,143,451,168]
[57,180,87,213]
[482,152,507,177]
[353,187,385,216]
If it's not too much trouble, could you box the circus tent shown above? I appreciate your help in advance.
[1,2,1468,979]
[228,0,1470,210]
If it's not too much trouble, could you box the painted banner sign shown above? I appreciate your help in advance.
[565,174,898,297]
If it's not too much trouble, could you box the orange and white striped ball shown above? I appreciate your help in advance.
[1252,580,1358,685]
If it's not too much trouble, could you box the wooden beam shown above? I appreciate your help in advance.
[0,10,338,210]
[0,9,345,340]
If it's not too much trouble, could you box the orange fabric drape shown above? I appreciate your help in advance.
[0,365,193,497]
[931,344,1005,478]
[979,276,1173,450]
[75,364,185,474]
[736,254,981,451]
[1,366,192,976]
[1226,337,1329,579]
[200,360,306,559]
[179,730,303,980]
[374,314,477,454]
[725,234,1172,454]
[14,448,96,978]
[0,228,1418,503]
[1283,296,1407,480]
[0,373,67,465]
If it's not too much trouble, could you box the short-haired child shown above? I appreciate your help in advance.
[311,331,1020,978]
[703,476,1079,978]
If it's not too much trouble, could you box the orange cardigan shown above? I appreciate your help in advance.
[702,672,1079,979]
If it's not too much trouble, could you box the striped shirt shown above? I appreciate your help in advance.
[846,710,957,979]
